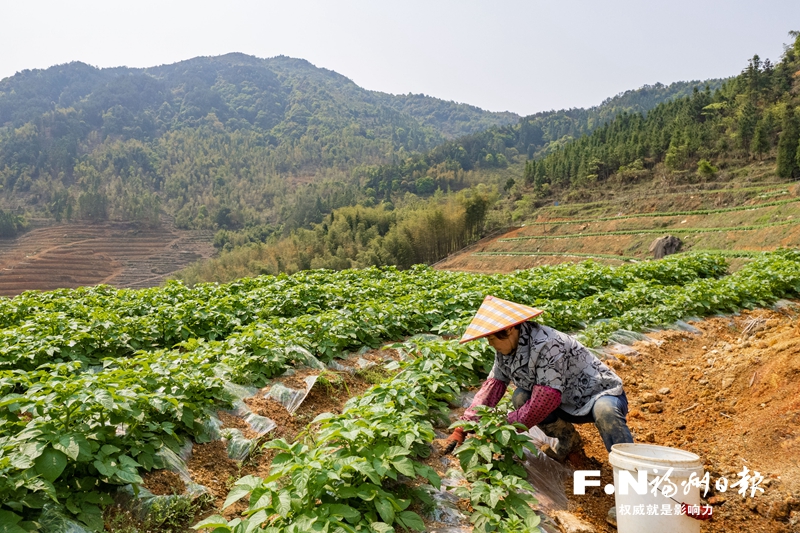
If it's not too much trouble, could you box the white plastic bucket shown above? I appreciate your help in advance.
[608,443,704,533]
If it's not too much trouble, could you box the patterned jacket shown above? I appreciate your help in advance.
[489,321,623,416]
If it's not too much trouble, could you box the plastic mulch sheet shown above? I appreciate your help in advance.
[422,484,468,525]
[266,374,319,414]
[327,358,377,373]
[286,346,327,370]
[418,471,471,532]
[217,354,326,459]
[455,390,476,409]
[773,299,799,312]
[520,444,571,512]
[155,442,210,497]
[672,319,702,334]
[39,504,93,533]
[221,428,259,462]
[218,379,279,460]
[608,329,653,346]
[327,360,351,372]
[602,341,641,358]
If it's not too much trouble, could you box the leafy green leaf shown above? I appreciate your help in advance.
[77,504,105,531]
[0,511,26,533]
[34,448,68,482]
[391,458,415,477]
[326,503,360,523]
[375,498,394,524]
[276,490,292,517]
[223,475,265,508]
[397,511,425,532]
[193,515,232,530]
[53,435,81,460]
[369,523,394,533]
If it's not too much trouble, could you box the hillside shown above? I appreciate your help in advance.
[0,55,720,235]
[435,171,800,273]
[0,54,518,140]
[170,77,731,285]
[0,53,518,233]
[432,33,800,274]
[0,53,727,293]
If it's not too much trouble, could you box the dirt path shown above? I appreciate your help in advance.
[567,306,800,532]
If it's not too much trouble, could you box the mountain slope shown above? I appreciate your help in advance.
[0,54,520,232]
[0,54,519,142]
[354,79,727,201]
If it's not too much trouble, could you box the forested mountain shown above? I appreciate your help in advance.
[0,54,518,234]
[181,33,800,283]
[523,34,800,194]
[355,79,725,201]
[371,92,520,139]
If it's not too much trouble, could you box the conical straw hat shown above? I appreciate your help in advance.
[459,295,544,344]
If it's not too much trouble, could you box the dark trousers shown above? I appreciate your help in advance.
[512,388,634,452]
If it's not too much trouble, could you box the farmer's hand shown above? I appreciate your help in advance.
[433,427,467,455]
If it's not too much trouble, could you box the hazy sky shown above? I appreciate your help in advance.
[2,1,799,116]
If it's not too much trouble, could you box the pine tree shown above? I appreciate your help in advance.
[776,108,800,178]
[738,100,758,152]
[751,119,770,160]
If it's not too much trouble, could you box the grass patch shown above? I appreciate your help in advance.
[353,365,392,384]
[501,218,800,241]
[105,493,213,533]
[472,251,637,261]
[524,196,800,226]
[316,370,350,396]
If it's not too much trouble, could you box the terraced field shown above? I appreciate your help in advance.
[436,182,800,273]
[0,219,214,297]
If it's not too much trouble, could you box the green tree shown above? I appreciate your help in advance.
[738,99,758,151]
[751,118,771,159]
[697,159,718,177]
[777,108,800,178]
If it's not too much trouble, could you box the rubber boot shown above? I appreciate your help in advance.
[606,506,617,528]
[537,419,582,462]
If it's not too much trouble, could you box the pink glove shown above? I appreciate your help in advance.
[462,378,508,421]
[507,385,562,432]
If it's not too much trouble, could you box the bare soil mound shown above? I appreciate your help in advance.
[569,306,800,532]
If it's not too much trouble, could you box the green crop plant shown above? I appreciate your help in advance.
[449,406,541,533]
[2,251,800,528]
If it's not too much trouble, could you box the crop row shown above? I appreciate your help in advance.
[578,249,800,345]
[0,255,728,373]
[472,251,637,261]
[538,184,791,215]
[199,338,541,533]
[0,348,229,531]
[3,251,800,529]
[524,196,800,226]
[500,218,800,241]
[472,249,769,262]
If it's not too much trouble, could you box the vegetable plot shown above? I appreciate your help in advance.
[1,250,799,530]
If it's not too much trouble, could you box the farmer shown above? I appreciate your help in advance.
[439,295,634,462]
